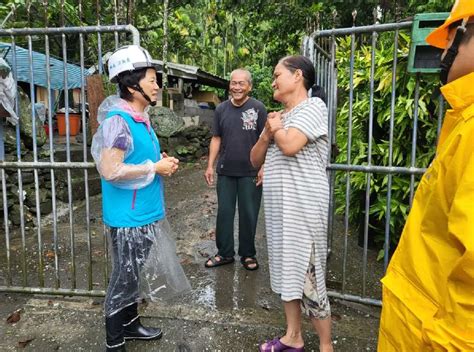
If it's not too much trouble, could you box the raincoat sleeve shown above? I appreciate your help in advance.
[91,115,156,190]
[422,150,474,350]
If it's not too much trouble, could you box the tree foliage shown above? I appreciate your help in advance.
[1,0,452,85]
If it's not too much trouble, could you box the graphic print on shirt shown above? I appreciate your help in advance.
[241,108,259,130]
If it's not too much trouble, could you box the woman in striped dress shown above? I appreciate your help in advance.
[251,55,333,352]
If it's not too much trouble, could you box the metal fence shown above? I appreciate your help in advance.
[0,24,139,297]
[303,21,445,306]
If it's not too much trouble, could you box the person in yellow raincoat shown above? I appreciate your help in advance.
[378,1,474,351]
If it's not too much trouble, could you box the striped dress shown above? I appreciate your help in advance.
[263,97,329,302]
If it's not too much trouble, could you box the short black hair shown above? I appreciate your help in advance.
[116,67,149,101]
[448,21,474,45]
[279,55,315,91]
[464,23,474,44]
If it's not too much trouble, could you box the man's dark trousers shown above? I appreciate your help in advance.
[215,175,262,258]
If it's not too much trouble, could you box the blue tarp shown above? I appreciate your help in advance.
[0,42,88,90]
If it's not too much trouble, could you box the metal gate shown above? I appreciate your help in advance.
[303,21,445,306]
[0,23,140,297]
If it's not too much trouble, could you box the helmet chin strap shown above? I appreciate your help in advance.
[440,19,468,85]
[133,84,157,107]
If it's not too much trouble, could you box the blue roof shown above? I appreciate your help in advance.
[0,42,88,90]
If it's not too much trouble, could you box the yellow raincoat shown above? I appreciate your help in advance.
[378,72,474,351]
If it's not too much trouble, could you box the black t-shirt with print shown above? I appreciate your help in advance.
[213,97,267,177]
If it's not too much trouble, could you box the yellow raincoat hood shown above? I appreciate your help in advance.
[378,72,474,351]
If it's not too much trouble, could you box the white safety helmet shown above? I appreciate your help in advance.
[107,45,157,83]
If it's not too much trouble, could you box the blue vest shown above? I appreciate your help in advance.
[101,110,165,227]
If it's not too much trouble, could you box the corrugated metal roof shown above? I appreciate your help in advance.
[166,62,228,89]
[0,42,87,90]
[151,59,228,89]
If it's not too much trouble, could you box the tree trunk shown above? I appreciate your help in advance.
[86,75,105,136]
[127,0,135,25]
[162,0,169,108]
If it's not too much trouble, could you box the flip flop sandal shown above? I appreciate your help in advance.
[204,255,235,268]
[240,257,259,271]
[258,337,305,352]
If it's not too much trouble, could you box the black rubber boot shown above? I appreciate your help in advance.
[105,310,127,351]
[123,303,162,341]
[105,344,126,352]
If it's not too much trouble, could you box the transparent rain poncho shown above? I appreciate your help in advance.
[91,96,191,317]
[104,219,191,317]
[91,95,156,190]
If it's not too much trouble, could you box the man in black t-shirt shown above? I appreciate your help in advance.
[204,68,267,271]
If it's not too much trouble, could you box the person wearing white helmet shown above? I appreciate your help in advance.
[108,45,159,106]
[91,45,190,352]
[378,1,474,350]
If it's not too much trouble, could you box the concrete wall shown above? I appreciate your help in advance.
[183,99,215,127]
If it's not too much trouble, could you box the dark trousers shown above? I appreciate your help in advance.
[216,175,262,258]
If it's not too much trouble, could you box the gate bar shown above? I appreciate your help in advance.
[78,30,94,291]
[328,290,381,307]
[44,30,61,290]
[0,161,96,169]
[361,28,378,298]
[0,285,105,297]
[313,21,412,37]
[10,36,28,287]
[326,31,337,260]
[0,25,140,45]
[1,120,9,286]
[27,34,45,287]
[409,77,421,207]
[384,30,400,270]
[342,29,356,294]
[328,164,426,175]
[59,28,77,290]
